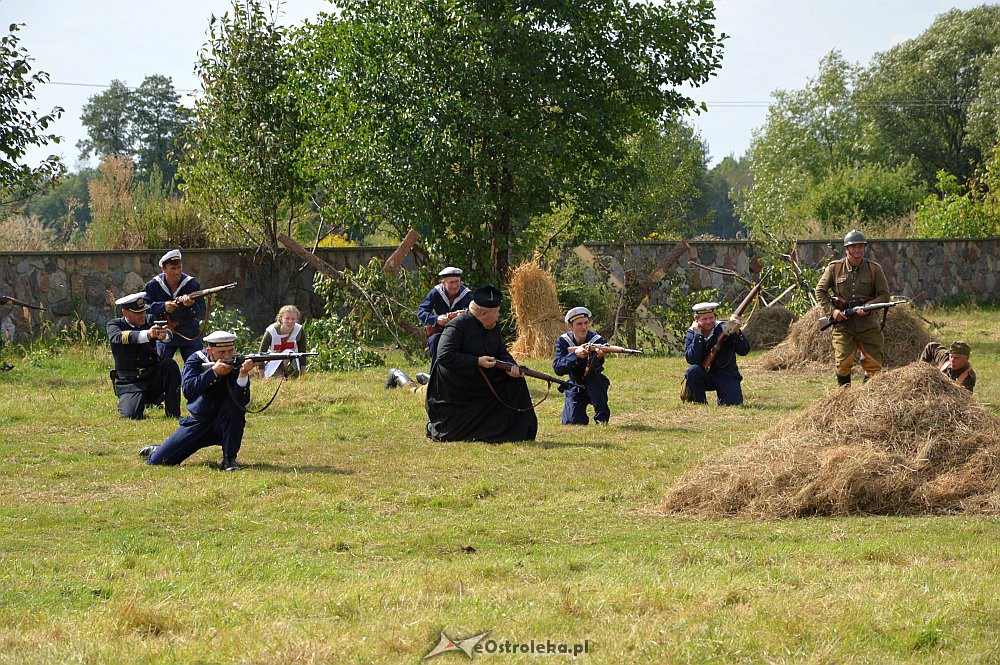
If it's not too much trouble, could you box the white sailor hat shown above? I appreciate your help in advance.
[692,301,720,315]
[565,306,591,324]
[203,330,237,348]
[438,266,463,278]
[115,291,150,312]
[159,249,182,267]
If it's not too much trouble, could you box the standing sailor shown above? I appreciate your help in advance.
[144,249,207,361]
[417,267,474,361]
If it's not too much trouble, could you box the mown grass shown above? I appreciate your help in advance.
[1,306,998,663]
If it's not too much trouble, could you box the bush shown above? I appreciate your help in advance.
[803,163,925,232]
[914,170,999,238]
[206,303,257,350]
[304,316,384,372]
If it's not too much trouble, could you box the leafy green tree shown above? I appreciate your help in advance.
[180,1,311,254]
[78,80,135,161]
[0,21,64,209]
[857,5,1000,184]
[293,0,724,280]
[22,168,93,238]
[702,154,750,238]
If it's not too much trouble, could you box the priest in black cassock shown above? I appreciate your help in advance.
[425,285,538,443]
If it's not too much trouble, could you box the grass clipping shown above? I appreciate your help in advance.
[509,259,565,360]
[662,363,1000,517]
[743,305,795,350]
[757,304,932,370]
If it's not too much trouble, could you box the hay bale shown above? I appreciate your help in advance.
[662,363,1000,517]
[509,259,566,360]
[743,305,795,350]
[757,304,933,371]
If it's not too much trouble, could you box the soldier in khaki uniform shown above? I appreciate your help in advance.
[815,230,891,386]
[920,340,976,393]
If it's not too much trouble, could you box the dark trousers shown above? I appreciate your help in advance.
[427,332,442,362]
[157,337,203,362]
[683,365,744,406]
[148,405,246,466]
[114,358,181,419]
[561,373,610,425]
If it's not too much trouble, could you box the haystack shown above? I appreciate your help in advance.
[757,304,932,370]
[742,305,795,350]
[662,363,1000,517]
[509,259,565,359]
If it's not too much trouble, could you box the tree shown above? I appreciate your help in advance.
[78,75,186,182]
[857,5,1000,184]
[22,168,93,240]
[0,21,64,209]
[179,1,311,254]
[293,0,724,280]
[702,154,750,238]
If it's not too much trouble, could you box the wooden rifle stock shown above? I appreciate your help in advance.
[425,311,460,338]
[568,342,644,356]
[700,272,768,371]
[492,360,573,389]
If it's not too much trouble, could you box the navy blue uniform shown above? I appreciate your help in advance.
[552,330,610,425]
[144,272,207,361]
[684,322,751,406]
[417,283,473,360]
[107,316,181,419]
[147,350,250,466]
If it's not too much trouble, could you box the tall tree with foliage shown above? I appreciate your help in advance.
[293,0,724,280]
[78,80,135,161]
[180,1,310,254]
[702,154,750,238]
[0,21,64,209]
[857,5,1000,184]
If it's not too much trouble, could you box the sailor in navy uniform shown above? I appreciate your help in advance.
[141,331,259,471]
[144,249,207,361]
[107,292,181,419]
[552,307,611,425]
[683,302,750,406]
[417,266,474,361]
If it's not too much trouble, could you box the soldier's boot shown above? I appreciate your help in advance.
[862,374,870,384]
[415,372,430,385]
[836,374,851,387]
[385,368,416,389]
[222,456,241,472]
[139,445,158,459]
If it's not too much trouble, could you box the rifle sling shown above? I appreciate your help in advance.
[478,367,549,412]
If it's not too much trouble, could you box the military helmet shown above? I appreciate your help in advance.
[843,229,867,246]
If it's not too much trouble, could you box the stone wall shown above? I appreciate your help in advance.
[1,239,997,340]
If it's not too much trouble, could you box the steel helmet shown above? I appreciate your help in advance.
[843,229,867,246]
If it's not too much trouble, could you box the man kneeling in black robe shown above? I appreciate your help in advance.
[425,285,538,442]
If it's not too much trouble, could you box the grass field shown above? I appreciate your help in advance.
[1,306,998,663]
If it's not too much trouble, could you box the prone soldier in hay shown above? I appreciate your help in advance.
[552,307,611,425]
[921,340,977,393]
[417,266,474,362]
[815,230,891,386]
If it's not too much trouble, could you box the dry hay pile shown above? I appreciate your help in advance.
[662,363,1000,517]
[509,259,566,359]
[757,304,932,370]
[743,305,795,350]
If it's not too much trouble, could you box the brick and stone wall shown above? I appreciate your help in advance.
[1,239,997,340]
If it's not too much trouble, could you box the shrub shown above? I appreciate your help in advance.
[304,316,384,372]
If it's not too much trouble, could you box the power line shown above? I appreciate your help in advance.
[48,81,198,94]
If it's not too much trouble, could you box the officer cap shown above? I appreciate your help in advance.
[565,306,591,324]
[950,340,972,356]
[473,284,502,308]
[159,249,182,267]
[692,302,719,315]
[438,266,463,278]
[204,330,237,348]
[843,230,867,247]
[115,291,150,312]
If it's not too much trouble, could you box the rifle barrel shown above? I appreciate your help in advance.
[493,360,571,388]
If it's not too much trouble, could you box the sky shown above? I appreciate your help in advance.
[3,0,993,170]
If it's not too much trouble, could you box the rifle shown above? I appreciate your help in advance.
[164,282,237,336]
[492,360,573,389]
[200,351,318,370]
[701,271,769,372]
[567,342,644,356]
[425,311,460,338]
[818,299,907,331]
[0,295,44,310]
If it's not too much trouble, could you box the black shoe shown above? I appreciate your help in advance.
[385,368,401,389]
[415,372,430,385]
[139,445,157,459]
[222,457,241,472]
[836,374,851,387]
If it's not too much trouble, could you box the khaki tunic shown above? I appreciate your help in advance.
[815,257,891,375]
[920,342,976,393]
